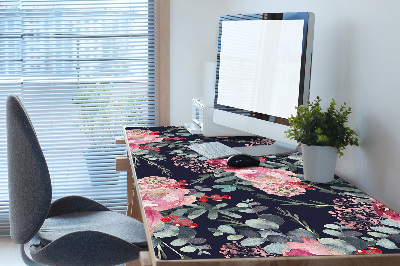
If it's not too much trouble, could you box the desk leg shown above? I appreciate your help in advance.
[125,260,140,266]
[126,167,134,218]
[125,252,151,266]
[116,138,149,266]
[127,168,143,222]
[115,155,142,222]
[125,173,149,266]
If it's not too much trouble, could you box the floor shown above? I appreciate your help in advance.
[0,236,141,266]
[0,237,25,266]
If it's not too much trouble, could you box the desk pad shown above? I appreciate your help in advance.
[126,126,400,260]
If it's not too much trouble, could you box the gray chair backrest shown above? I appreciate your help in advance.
[7,94,52,244]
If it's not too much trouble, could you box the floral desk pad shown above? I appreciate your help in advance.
[126,126,400,260]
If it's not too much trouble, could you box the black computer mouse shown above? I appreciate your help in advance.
[226,154,260,167]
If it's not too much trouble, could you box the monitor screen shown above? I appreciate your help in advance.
[217,19,304,119]
[213,13,314,156]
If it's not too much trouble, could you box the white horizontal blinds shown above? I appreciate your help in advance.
[0,0,22,236]
[0,0,159,236]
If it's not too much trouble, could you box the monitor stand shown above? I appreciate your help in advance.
[232,141,300,157]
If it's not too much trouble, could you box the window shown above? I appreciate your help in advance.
[0,0,169,236]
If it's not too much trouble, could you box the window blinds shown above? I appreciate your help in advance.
[0,0,159,236]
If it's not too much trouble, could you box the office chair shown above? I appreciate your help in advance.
[6,94,148,265]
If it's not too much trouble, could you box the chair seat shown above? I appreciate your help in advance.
[37,211,147,248]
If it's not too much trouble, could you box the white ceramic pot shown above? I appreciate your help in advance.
[301,144,338,183]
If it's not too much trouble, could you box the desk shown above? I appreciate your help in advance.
[119,126,400,266]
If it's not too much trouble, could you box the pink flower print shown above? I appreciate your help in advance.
[283,249,315,256]
[227,167,297,183]
[138,176,196,235]
[282,237,344,256]
[328,198,382,230]
[219,241,272,258]
[208,159,306,197]
[139,176,196,212]
[127,129,163,152]
[171,156,216,173]
[207,158,229,169]
[371,198,400,222]
[129,142,140,152]
[143,206,163,236]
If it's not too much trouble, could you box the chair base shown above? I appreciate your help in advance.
[20,244,45,266]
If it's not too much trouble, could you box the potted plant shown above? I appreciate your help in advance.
[285,96,359,183]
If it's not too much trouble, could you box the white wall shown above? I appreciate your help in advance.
[170,0,400,213]
[170,0,228,124]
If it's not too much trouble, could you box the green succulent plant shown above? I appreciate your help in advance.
[285,96,359,157]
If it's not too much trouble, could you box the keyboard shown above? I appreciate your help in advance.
[188,142,242,159]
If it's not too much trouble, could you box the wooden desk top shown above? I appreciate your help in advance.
[124,126,400,266]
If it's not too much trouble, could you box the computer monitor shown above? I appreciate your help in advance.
[213,12,315,156]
